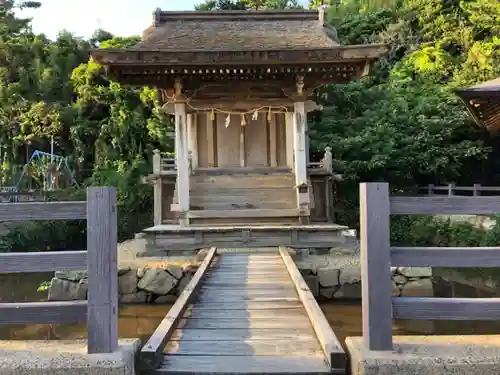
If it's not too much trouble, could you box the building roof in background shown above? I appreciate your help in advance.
[456,78,500,133]
[135,9,339,51]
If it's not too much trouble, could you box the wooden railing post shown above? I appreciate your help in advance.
[448,183,455,196]
[153,149,161,174]
[473,183,481,196]
[87,187,118,354]
[360,183,393,350]
[153,150,163,226]
[323,146,333,173]
[427,184,434,196]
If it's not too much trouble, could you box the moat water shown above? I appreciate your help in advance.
[1,272,500,346]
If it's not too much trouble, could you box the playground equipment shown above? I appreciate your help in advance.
[18,150,77,191]
[0,150,77,195]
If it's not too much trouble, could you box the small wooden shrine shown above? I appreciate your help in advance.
[456,78,500,133]
[91,8,387,229]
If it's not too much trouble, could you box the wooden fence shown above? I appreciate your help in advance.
[360,182,500,351]
[0,187,118,354]
[422,183,500,196]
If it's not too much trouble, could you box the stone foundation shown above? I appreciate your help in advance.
[47,237,435,303]
[0,339,140,375]
[347,335,500,375]
[294,248,434,300]
[48,264,197,304]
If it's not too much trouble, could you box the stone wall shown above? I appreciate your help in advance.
[48,244,435,303]
[48,264,197,304]
[294,248,434,300]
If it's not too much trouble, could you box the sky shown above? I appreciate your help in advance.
[17,0,208,40]
[17,0,309,40]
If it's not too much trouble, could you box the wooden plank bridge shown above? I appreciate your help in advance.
[140,247,346,375]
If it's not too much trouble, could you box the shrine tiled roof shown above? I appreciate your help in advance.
[134,10,340,51]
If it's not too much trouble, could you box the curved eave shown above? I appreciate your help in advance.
[455,89,500,133]
[90,44,388,67]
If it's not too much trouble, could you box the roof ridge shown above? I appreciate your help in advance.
[153,9,320,25]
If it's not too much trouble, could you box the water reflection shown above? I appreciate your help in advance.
[1,273,500,345]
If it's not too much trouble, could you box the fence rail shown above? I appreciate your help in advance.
[0,186,117,354]
[360,182,500,351]
[422,183,500,196]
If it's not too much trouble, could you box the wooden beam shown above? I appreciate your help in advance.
[392,297,500,320]
[359,183,393,351]
[186,208,306,219]
[87,187,118,354]
[163,100,321,114]
[279,247,346,373]
[0,301,87,325]
[0,201,86,222]
[140,247,217,370]
[391,247,500,267]
[0,251,87,273]
[390,196,500,215]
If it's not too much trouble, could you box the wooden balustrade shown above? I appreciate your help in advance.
[360,182,500,351]
[0,187,118,354]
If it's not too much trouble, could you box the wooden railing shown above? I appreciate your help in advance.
[308,146,333,173]
[422,183,500,196]
[0,187,118,354]
[360,182,500,351]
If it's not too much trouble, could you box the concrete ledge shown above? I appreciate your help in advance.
[0,339,140,375]
[347,335,500,375]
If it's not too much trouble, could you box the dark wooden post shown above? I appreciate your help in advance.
[359,183,393,350]
[87,187,118,354]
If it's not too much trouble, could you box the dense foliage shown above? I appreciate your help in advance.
[0,0,499,250]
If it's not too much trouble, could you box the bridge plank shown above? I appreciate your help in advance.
[184,307,308,319]
[140,247,217,370]
[170,328,317,341]
[157,355,331,374]
[279,247,346,373]
[146,249,344,375]
[164,339,323,356]
[178,317,313,329]
[191,300,303,310]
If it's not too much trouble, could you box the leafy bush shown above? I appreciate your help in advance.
[0,157,153,253]
[391,214,500,282]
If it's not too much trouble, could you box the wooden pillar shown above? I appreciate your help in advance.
[153,149,162,226]
[187,113,198,169]
[285,112,295,169]
[240,123,246,167]
[269,114,277,167]
[305,120,310,167]
[206,113,215,167]
[175,102,190,226]
[294,101,309,210]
